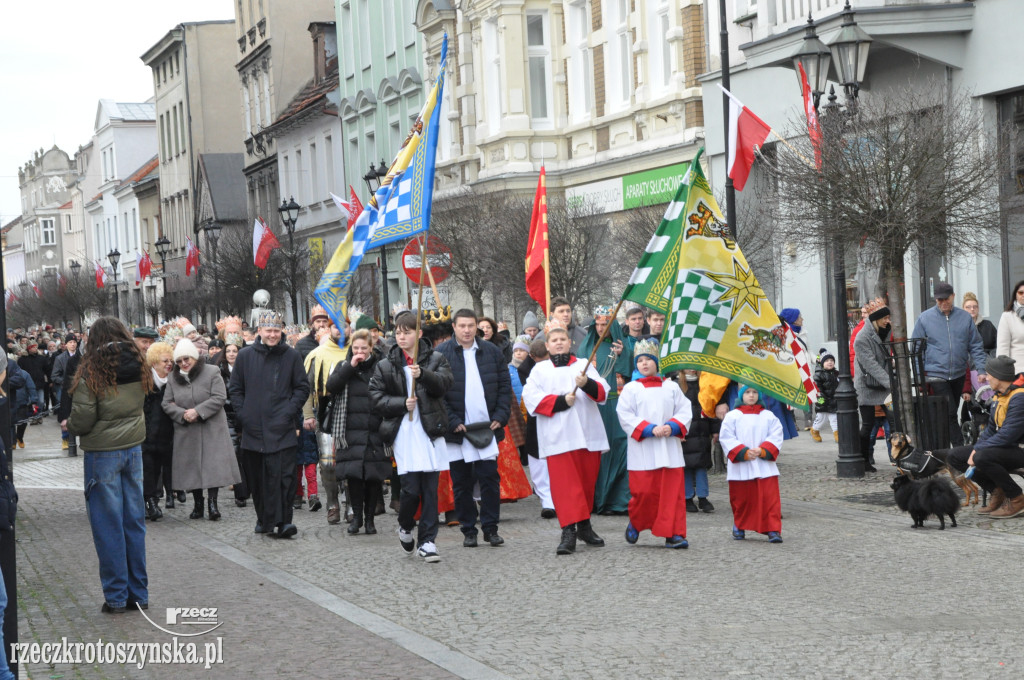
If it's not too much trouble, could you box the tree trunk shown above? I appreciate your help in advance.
[883,254,915,438]
[471,291,484,317]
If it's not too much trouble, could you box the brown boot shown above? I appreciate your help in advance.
[989,493,1024,519]
[833,431,838,443]
[977,488,1006,514]
[810,429,822,442]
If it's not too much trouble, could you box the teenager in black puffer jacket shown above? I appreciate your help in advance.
[369,339,453,445]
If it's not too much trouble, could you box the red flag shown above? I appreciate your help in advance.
[29,280,41,297]
[798,63,823,169]
[135,251,144,285]
[253,217,281,269]
[57,272,67,294]
[185,237,201,276]
[141,251,152,278]
[5,290,17,309]
[525,166,550,318]
[721,85,772,192]
[346,186,364,230]
[94,260,107,288]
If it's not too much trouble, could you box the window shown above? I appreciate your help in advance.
[159,114,167,161]
[309,142,319,201]
[295,149,304,203]
[132,208,137,251]
[360,0,371,67]
[527,14,552,124]
[179,103,186,152]
[349,136,359,189]
[606,0,632,111]
[39,218,54,245]
[243,86,252,134]
[65,215,72,233]
[172,106,181,155]
[341,3,355,76]
[483,18,503,135]
[324,135,335,194]
[262,71,271,125]
[281,154,290,199]
[567,1,593,123]
[648,1,672,92]
[382,0,395,56]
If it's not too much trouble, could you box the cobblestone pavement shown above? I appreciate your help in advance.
[11,419,1024,678]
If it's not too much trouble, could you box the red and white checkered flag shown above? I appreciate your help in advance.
[782,321,817,406]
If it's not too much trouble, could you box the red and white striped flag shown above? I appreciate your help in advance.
[253,216,281,269]
[782,321,817,405]
[798,62,823,169]
[719,84,773,192]
[185,237,200,276]
[29,280,41,297]
[94,260,108,288]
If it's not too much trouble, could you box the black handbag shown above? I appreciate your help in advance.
[463,421,496,449]
[0,444,18,532]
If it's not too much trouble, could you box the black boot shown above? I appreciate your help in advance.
[207,488,221,521]
[145,497,162,521]
[189,491,204,519]
[576,519,605,547]
[364,514,377,535]
[347,509,363,535]
[556,524,577,555]
[176,490,187,503]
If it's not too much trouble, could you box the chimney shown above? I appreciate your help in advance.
[309,22,337,84]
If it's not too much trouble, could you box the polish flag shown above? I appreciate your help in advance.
[56,272,67,294]
[719,84,773,192]
[185,237,201,276]
[5,290,17,309]
[29,280,41,297]
[135,251,152,285]
[798,62,823,169]
[253,217,281,269]
[95,260,108,288]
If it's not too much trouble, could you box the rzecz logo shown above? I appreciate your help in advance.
[137,606,223,637]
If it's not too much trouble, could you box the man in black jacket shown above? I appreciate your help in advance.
[229,310,310,538]
[437,309,512,547]
[18,343,49,423]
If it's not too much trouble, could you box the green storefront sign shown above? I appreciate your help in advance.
[621,162,692,209]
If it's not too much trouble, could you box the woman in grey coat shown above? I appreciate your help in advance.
[162,339,241,520]
[853,305,893,472]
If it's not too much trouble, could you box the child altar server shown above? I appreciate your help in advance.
[522,320,610,555]
[615,339,692,548]
[719,385,785,543]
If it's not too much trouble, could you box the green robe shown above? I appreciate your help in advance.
[578,322,633,514]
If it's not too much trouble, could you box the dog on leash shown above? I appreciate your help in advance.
[889,432,980,507]
[890,474,959,529]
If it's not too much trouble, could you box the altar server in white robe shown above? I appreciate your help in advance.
[615,339,692,548]
[523,321,610,555]
[719,385,785,543]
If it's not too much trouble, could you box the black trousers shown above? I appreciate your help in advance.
[142,446,172,499]
[449,457,501,536]
[232,444,249,501]
[242,447,297,530]
[858,404,891,464]
[398,470,439,546]
[931,377,966,447]
[347,477,382,521]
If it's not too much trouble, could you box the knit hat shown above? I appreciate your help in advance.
[868,306,891,322]
[820,352,836,365]
[133,326,159,339]
[181,323,197,337]
[172,338,199,362]
[355,315,379,331]
[633,338,660,367]
[734,384,765,408]
[933,281,954,299]
[779,308,801,326]
[513,334,531,352]
[257,309,285,329]
[26,343,37,351]
[310,304,329,322]
[987,355,1017,382]
[522,311,539,331]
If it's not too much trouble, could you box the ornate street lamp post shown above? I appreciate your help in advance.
[154,236,171,321]
[363,160,390,329]
[107,249,121,320]
[203,221,222,319]
[278,197,302,323]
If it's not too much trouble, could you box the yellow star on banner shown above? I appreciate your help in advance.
[707,259,765,320]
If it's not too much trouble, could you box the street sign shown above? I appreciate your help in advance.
[401,235,452,285]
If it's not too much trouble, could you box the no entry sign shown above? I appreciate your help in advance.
[402,235,452,285]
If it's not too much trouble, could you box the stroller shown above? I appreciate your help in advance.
[959,383,994,447]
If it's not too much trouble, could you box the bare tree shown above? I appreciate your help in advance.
[196,226,290,317]
[430,188,499,315]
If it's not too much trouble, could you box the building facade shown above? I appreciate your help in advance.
[142,20,246,305]
[700,0,1024,349]
[17,146,76,281]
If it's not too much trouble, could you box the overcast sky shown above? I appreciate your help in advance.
[0,0,235,227]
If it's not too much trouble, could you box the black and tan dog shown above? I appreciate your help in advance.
[889,432,980,507]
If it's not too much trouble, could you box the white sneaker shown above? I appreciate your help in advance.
[398,528,415,555]
[416,541,441,563]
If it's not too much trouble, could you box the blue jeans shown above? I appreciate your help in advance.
[684,467,709,499]
[84,446,148,608]
[0,561,15,680]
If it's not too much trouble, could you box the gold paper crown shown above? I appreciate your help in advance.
[592,304,614,321]
[544,318,567,335]
[862,297,886,315]
[420,306,452,324]
[224,332,244,348]
[173,316,193,329]
[216,315,243,332]
[633,338,660,362]
[310,304,329,321]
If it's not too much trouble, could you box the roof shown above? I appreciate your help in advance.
[117,155,160,190]
[271,59,339,129]
[198,154,247,222]
[113,102,156,121]
[58,200,73,210]
[1,216,22,233]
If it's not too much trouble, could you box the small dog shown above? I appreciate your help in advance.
[889,432,980,507]
[890,474,959,529]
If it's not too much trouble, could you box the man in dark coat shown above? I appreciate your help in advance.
[437,309,512,547]
[229,310,310,538]
[18,343,48,423]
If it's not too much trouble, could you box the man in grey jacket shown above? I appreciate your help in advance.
[911,281,988,446]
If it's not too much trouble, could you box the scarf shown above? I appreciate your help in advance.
[551,353,572,367]
[1015,301,1024,322]
[331,380,350,450]
[151,368,168,388]
[304,338,350,407]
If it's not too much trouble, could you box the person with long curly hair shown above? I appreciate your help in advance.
[67,317,153,614]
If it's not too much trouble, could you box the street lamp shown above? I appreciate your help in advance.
[68,260,81,278]
[68,260,82,330]
[277,197,302,323]
[791,13,833,110]
[829,1,873,101]
[795,3,871,478]
[107,248,121,320]
[203,221,222,318]
[154,236,171,321]
[363,162,391,329]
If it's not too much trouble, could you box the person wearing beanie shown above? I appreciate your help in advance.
[853,305,893,472]
[296,305,330,360]
[811,353,839,442]
[778,308,802,333]
[912,282,988,447]
[133,327,159,353]
[522,311,540,339]
[615,339,693,548]
[929,355,1024,518]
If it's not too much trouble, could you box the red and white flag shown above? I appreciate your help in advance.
[719,84,773,192]
[4,290,17,309]
[253,216,281,269]
[134,251,149,285]
[185,237,201,276]
[94,260,108,289]
[798,62,823,169]
[330,188,364,231]
[56,272,67,294]
[29,280,41,297]
[782,320,818,406]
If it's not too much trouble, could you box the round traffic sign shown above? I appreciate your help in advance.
[401,235,452,285]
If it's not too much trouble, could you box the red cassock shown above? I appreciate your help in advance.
[720,405,784,534]
[627,468,687,538]
[728,477,782,533]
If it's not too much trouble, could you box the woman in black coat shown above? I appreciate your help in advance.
[218,338,249,507]
[326,329,391,535]
[142,342,175,519]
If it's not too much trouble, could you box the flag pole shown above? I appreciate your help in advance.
[419,237,444,308]
[408,238,430,421]
[573,298,625,393]
[543,248,551,320]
